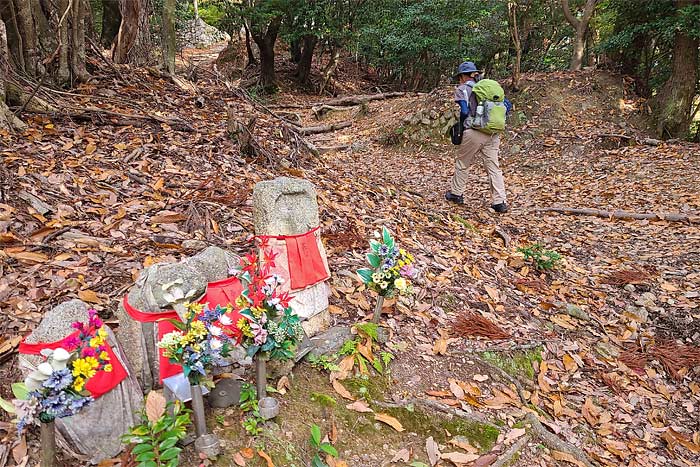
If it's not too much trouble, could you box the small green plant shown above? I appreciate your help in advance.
[338,323,394,376]
[121,392,190,467]
[243,415,264,435]
[309,424,338,467]
[239,382,258,413]
[239,382,265,436]
[308,354,341,372]
[518,243,562,270]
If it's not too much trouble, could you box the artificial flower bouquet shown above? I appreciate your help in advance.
[357,227,418,298]
[157,303,237,385]
[1,310,112,433]
[233,244,304,361]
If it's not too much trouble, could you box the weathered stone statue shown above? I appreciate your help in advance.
[19,300,143,464]
[114,246,240,391]
[252,177,331,337]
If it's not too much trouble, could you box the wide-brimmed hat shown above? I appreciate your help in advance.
[454,61,482,77]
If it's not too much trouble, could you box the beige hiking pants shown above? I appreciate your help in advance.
[450,129,507,205]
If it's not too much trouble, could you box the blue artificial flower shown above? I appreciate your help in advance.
[198,306,223,324]
[42,368,72,391]
[379,245,390,256]
[391,246,399,258]
[68,396,93,413]
[384,258,395,268]
[41,393,69,416]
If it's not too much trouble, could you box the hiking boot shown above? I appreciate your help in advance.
[492,203,508,213]
[445,192,464,204]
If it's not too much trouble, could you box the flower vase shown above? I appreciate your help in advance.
[372,295,385,323]
[190,384,208,438]
[255,354,267,399]
[40,420,56,467]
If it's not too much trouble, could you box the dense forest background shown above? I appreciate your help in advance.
[0,0,699,139]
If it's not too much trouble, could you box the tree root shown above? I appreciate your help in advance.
[525,413,596,467]
[373,398,500,432]
[537,206,699,223]
[491,434,530,467]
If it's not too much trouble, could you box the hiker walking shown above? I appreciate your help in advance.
[445,61,511,213]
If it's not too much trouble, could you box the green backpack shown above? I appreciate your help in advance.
[467,79,507,135]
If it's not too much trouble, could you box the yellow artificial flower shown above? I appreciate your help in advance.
[190,320,207,337]
[73,376,85,392]
[99,351,109,361]
[104,364,113,372]
[89,335,105,348]
[72,358,97,379]
[187,302,204,314]
[252,307,264,318]
[97,327,107,339]
[394,278,408,292]
[235,296,248,308]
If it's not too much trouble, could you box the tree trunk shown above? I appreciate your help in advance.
[71,0,88,82]
[0,0,26,72]
[561,0,598,71]
[319,45,340,95]
[243,23,256,66]
[0,18,26,130]
[14,0,38,75]
[193,0,199,19]
[58,0,70,84]
[508,1,522,91]
[101,0,122,48]
[651,0,699,139]
[296,35,317,85]
[250,16,281,92]
[113,0,149,64]
[290,38,301,63]
[162,0,176,74]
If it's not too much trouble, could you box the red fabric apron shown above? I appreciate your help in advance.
[122,296,182,384]
[197,276,245,342]
[18,331,128,399]
[257,226,330,290]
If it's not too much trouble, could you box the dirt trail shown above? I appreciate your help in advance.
[1,45,699,467]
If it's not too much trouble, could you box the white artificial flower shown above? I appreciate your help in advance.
[210,338,223,350]
[37,362,53,376]
[219,314,232,326]
[209,325,222,337]
[50,348,71,370]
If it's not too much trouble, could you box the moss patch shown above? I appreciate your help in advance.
[481,347,542,381]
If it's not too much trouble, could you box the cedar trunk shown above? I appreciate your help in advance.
[652,0,699,139]
[113,0,149,64]
[250,16,281,92]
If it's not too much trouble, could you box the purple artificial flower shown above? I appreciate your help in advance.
[88,309,103,328]
[81,347,97,358]
[68,396,92,413]
[251,323,268,345]
[400,264,418,279]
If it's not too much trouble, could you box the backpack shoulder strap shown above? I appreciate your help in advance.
[465,82,478,117]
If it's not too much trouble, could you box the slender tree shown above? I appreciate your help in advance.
[162,0,176,74]
[561,0,598,70]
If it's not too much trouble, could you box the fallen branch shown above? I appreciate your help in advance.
[493,225,511,249]
[298,120,352,135]
[373,398,500,431]
[312,104,360,119]
[317,91,405,107]
[537,207,699,223]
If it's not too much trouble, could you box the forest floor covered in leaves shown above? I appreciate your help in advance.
[1,44,699,467]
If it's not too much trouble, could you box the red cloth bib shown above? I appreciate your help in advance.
[197,276,245,343]
[18,331,128,399]
[122,296,182,384]
[257,226,330,290]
